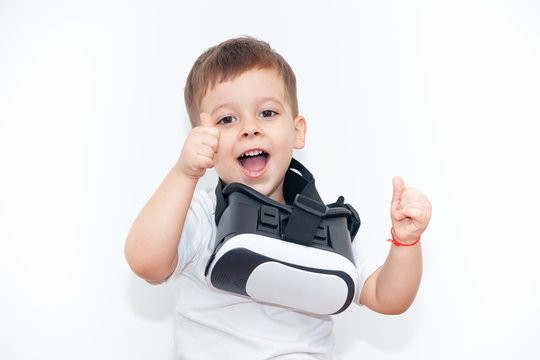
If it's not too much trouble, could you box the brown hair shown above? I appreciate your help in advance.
[184,37,298,127]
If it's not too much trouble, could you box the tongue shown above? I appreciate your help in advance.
[241,155,267,172]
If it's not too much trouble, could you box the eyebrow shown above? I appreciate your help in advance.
[258,96,282,104]
[210,96,285,115]
[210,102,235,115]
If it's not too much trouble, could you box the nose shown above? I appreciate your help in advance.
[239,117,263,138]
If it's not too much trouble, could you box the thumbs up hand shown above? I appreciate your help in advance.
[390,177,432,245]
[177,113,220,180]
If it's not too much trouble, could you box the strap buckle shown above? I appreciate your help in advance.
[283,194,328,246]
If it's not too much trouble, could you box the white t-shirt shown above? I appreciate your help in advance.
[169,188,386,359]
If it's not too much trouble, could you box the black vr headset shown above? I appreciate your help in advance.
[205,159,361,315]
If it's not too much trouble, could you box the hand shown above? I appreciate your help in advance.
[390,177,432,244]
[177,113,220,179]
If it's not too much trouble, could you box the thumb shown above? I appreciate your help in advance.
[391,176,406,206]
[391,176,406,220]
[199,113,215,127]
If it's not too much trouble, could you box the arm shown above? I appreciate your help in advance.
[124,114,219,283]
[360,177,431,314]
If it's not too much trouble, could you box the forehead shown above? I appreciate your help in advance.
[200,68,288,111]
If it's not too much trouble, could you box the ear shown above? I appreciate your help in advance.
[293,115,307,149]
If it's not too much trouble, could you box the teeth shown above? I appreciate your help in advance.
[242,150,264,157]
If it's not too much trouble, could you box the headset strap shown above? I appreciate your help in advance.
[282,194,327,246]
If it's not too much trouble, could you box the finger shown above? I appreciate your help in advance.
[197,155,215,170]
[200,113,220,149]
[197,131,219,152]
[391,176,406,203]
[199,112,215,127]
[196,143,217,159]
[391,176,406,212]
[401,206,424,220]
[393,210,408,222]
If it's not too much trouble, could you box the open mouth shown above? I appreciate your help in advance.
[238,150,269,175]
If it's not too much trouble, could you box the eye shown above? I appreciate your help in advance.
[217,116,237,125]
[259,110,277,118]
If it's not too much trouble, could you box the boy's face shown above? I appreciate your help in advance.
[200,68,306,204]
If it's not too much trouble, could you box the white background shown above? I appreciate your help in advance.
[1,1,539,359]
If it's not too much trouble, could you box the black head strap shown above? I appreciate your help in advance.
[282,158,323,205]
[214,178,228,226]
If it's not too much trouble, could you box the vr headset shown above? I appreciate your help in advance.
[205,159,360,315]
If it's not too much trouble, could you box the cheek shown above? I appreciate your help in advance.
[280,131,296,149]
[215,135,234,156]
[213,142,234,172]
[215,149,235,168]
[271,124,295,143]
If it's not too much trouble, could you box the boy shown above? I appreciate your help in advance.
[125,37,431,359]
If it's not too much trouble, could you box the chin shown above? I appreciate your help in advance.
[243,181,267,193]
[252,182,283,202]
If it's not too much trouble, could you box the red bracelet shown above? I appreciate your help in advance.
[387,227,421,246]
